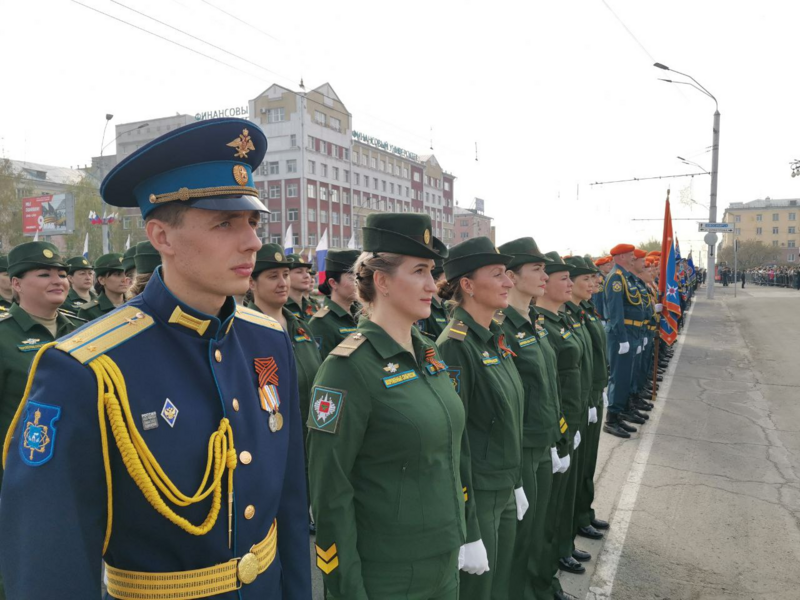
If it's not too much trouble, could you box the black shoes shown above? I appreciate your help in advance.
[620,411,646,425]
[572,547,592,561]
[558,555,586,574]
[616,419,638,433]
[591,518,610,530]
[603,420,631,438]
[577,525,604,540]
[633,399,653,411]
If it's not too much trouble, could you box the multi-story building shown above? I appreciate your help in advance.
[249,83,456,253]
[453,202,494,243]
[723,198,800,263]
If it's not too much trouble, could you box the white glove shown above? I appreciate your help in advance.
[618,341,630,355]
[550,446,562,473]
[603,388,609,408]
[643,337,648,347]
[459,540,490,575]
[573,430,582,449]
[655,303,663,313]
[636,344,642,354]
[589,407,598,423]
[559,453,571,473]
[514,487,529,521]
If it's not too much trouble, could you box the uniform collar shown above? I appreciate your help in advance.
[142,267,236,340]
[10,302,71,334]
[503,304,532,329]
[565,300,582,315]
[357,318,427,361]
[431,296,443,310]
[98,291,117,311]
[324,296,355,319]
[536,305,562,323]
[453,306,497,343]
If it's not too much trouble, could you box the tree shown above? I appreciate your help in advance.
[0,158,27,252]
[638,237,661,252]
[718,240,780,269]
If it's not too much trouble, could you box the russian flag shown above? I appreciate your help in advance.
[316,228,328,285]
[83,233,89,260]
[283,224,294,256]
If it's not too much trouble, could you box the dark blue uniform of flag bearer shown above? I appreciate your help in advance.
[0,118,312,600]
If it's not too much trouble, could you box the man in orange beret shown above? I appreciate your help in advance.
[591,257,613,319]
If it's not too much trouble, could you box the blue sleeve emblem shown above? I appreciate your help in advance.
[20,402,61,466]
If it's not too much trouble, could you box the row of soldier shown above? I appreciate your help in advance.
[0,118,679,600]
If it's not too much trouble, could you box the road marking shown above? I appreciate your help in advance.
[587,300,697,600]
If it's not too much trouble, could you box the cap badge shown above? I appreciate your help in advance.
[82,259,88,265]
[274,252,284,261]
[227,128,256,159]
[423,229,431,245]
[118,257,123,263]
[233,164,249,186]
[42,249,54,258]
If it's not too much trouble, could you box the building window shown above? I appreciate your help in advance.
[413,172,421,182]
[308,160,315,174]
[370,157,377,169]
[789,253,796,262]
[773,213,780,221]
[268,162,279,175]
[343,149,349,161]
[319,141,327,155]
[331,189,339,203]
[267,107,284,123]
[734,215,741,222]
[773,227,779,234]
[269,211,281,222]
[380,160,385,172]
[320,187,328,201]
[332,212,340,225]
[321,164,328,178]
[756,214,762,221]
[343,192,350,205]
[382,180,387,192]
[287,183,298,197]
[789,240,797,248]
[791,213,797,221]
[270,234,281,244]
[790,227,797,234]
[315,111,326,125]
[361,154,367,166]
[308,209,316,222]
[354,173,360,185]
[756,227,762,235]
[403,168,409,178]
[373,178,378,190]
[290,134,297,147]
[321,210,328,223]
[307,135,314,148]
[344,213,350,226]
[445,181,450,191]
[426,192,429,202]
[286,159,297,173]
[330,117,341,131]
[332,236,340,247]
[332,167,339,180]
[390,183,395,194]
[122,217,132,230]
[735,228,741,235]
[307,183,316,199]
[353,152,359,164]
[269,184,280,199]
[344,170,350,183]
[287,208,298,222]
[364,176,369,188]
[461,219,468,226]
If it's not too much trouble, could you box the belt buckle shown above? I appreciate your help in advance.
[236,552,259,586]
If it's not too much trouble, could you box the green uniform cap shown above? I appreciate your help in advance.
[94,252,125,277]
[543,251,570,275]
[325,249,360,273]
[432,257,444,277]
[253,243,289,275]
[286,253,313,270]
[443,236,512,282]
[498,236,551,269]
[583,254,600,273]
[0,254,8,273]
[122,246,137,272]
[8,241,67,279]
[66,256,93,274]
[361,213,448,260]
[564,256,596,277]
[134,241,162,275]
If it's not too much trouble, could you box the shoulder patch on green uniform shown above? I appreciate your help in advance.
[312,306,330,319]
[79,299,99,310]
[56,306,154,364]
[235,305,283,331]
[447,320,468,341]
[492,310,507,325]
[58,309,87,323]
[0,312,11,321]
[328,332,367,357]
[308,386,346,434]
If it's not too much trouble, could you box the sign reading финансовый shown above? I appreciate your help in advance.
[195,107,249,121]
[352,131,419,162]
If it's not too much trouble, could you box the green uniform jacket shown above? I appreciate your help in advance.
[307,320,466,600]
[285,295,317,324]
[581,300,609,397]
[565,301,595,408]
[309,296,358,360]
[0,304,77,488]
[537,306,584,449]
[61,288,94,315]
[0,297,12,312]
[415,296,449,341]
[436,306,524,540]
[76,291,118,322]
[499,306,563,449]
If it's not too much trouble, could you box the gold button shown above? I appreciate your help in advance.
[239,451,252,465]
[214,349,222,363]
[244,505,255,520]
[232,398,240,411]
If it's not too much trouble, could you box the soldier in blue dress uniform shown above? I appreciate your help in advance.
[0,118,312,600]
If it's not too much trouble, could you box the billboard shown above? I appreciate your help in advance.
[23,194,75,236]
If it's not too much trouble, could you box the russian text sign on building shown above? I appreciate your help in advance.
[195,106,249,121]
[23,194,75,236]
[698,222,734,233]
[352,131,419,162]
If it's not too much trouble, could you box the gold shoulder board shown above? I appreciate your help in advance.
[235,305,283,331]
[0,312,11,321]
[80,299,100,310]
[59,309,88,323]
[56,306,155,364]
[447,320,468,341]
[329,332,367,357]
[493,310,507,325]
[312,306,330,319]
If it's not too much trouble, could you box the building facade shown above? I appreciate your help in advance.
[723,198,800,263]
[453,203,495,243]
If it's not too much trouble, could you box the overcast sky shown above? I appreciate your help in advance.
[3,0,800,260]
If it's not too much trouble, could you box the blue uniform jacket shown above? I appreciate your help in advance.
[603,265,644,344]
[0,270,312,600]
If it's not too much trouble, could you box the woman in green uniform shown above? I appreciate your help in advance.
[122,245,137,283]
[536,252,586,600]
[415,257,449,341]
[307,214,466,599]
[436,236,526,600]
[0,255,13,311]
[496,238,565,600]
[62,256,95,314]
[76,252,128,321]
[128,241,162,297]
[309,249,360,360]
[0,242,78,491]
[285,253,317,322]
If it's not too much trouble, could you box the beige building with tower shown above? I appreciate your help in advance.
[723,198,800,263]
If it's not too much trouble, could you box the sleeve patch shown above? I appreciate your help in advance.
[307,386,346,434]
[19,402,61,466]
[612,281,622,292]
[315,543,339,574]
[447,367,462,394]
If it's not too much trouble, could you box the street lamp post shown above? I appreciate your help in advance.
[655,62,720,299]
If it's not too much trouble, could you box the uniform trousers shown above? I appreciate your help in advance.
[575,393,604,530]
[606,325,640,414]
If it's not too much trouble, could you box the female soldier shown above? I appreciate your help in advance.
[536,252,586,600]
[436,236,527,600]
[0,242,77,490]
[62,256,95,314]
[128,241,162,297]
[415,257,449,341]
[307,214,466,599]
[309,249,360,360]
[496,238,567,599]
[285,253,317,322]
[122,245,137,283]
[77,252,128,321]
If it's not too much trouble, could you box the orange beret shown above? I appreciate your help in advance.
[645,257,656,266]
[647,250,661,257]
[594,256,612,266]
[633,249,647,259]
[610,244,635,256]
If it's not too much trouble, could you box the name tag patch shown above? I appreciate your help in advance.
[338,327,357,334]
[383,370,419,388]
[518,335,538,348]
[481,355,500,366]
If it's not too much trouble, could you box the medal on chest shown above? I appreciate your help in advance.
[254,357,282,432]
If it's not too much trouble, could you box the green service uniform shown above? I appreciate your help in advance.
[578,299,609,530]
[500,306,564,600]
[0,297,11,312]
[286,295,317,323]
[415,296,449,341]
[437,306,524,600]
[76,291,118,322]
[307,319,466,600]
[62,288,94,314]
[309,296,358,360]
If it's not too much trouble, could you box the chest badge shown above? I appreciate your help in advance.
[161,398,179,427]
[384,362,399,373]
[516,332,525,339]
[424,348,447,375]
[255,357,283,432]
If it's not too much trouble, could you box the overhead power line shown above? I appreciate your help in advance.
[590,172,709,186]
